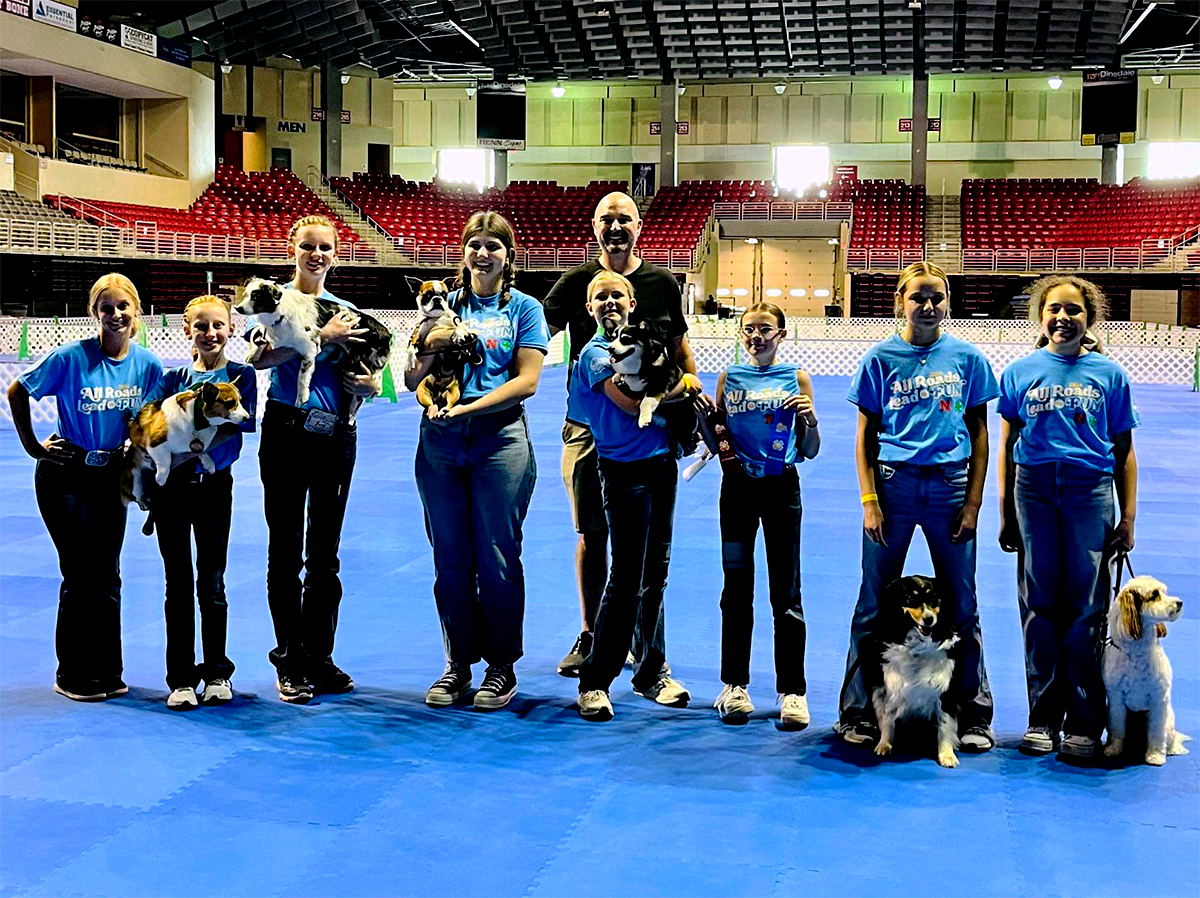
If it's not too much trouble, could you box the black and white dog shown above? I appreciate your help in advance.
[864,575,961,768]
[607,319,702,457]
[235,277,391,409]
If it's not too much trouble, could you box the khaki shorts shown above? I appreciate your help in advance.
[561,419,608,536]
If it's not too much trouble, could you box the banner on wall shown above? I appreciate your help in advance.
[477,82,526,150]
[77,14,120,43]
[1081,69,1137,146]
[157,36,191,67]
[120,24,157,57]
[32,0,74,31]
[2,0,32,20]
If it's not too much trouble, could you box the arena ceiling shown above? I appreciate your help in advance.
[78,0,1200,81]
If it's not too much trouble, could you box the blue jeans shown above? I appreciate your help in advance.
[1016,462,1115,739]
[415,406,536,667]
[839,461,993,732]
[579,454,676,694]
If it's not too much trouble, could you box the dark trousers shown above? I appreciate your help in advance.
[579,454,676,694]
[34,459,128,692]
[153,466,236,690]
[415,406,536,667]
[1016,462,1115,739]
[719,465,807,695]
[260,402,357,675]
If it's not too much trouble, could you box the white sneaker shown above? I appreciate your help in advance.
[714,684,754,721]
[202,678,233,705]
[167,687,199,710]
[578,689,613,721]
[633,675,690,708]
[779,693,810,730]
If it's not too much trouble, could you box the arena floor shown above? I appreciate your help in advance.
[1,374,1197,898]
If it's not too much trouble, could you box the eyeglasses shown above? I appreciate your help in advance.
[741,324,778,338]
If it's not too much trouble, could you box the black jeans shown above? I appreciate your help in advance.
[260,402,357,676]
[34,458,128,692]
[719,465,807,695]
[153,466,236,690]
[579,454,676,694]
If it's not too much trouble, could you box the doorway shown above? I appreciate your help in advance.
[271,147,292,171]
[367,143,390,176]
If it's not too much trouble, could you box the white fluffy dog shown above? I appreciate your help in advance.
[1102,575,1190,766]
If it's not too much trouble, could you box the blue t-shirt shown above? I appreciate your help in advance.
[722,363,802,465]
[254,285,359,414]
[999,348,1140,473]
[453,287,549,400]
[143,361,258,473]
[848,333,999,465]
[573,333,670,462]
[565,329,601,426]
[18,339,163,452]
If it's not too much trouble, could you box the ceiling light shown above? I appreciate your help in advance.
[819,188,828,198]
[447,18,481,48]
[1120,2,1157,45]
[732,288,749,297]
[744,237,759,244]
[1047,76,1063,90]
[717,287,731,296]
[940,242,947,250]
[814,289,830,298]
[220,62,232,75]
[551,82,566,98]
[789,289,806,297]
[1151,74,1165,85]
[678,84,686,96]
[765,288,782,297]
[465,84,477,97]
[340,74,351,85]
[774,82,787,95]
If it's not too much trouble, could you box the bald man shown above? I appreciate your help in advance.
[543,192,697,699]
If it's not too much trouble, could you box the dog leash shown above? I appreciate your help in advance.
[1103,547,1135,650]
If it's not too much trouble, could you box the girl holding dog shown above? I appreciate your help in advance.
[409,211,549,712]
[710,302,820,727]
[7,273,162,702]
[573,270,698,721]
[143,295,257,711]
[250,214,379,705]
[836,261,999,752]
[998,275,1139,761]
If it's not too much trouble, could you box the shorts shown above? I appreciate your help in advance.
[561,419,608,536]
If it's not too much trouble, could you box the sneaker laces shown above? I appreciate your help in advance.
[433,665,467,691]
[479,665,512,694]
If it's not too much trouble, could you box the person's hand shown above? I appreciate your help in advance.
[431,403,465,424]
[863,500,886,546]
[33,434,81,464]
[1108,518,1135,552]
[343,362,381,396]
[951,502,979,544]
[320,311,367,347]
[782,393,816,425]
[998,513,1021,553]
[692,390,716,413]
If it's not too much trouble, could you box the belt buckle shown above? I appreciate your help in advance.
[742,460,766,479]
[302,409,338,434]
[84,450,111,467]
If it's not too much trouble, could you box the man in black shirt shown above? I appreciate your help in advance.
[543,191,698,703]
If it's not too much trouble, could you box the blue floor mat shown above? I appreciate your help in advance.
[1,375,1197,897]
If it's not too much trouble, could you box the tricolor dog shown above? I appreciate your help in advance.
[607,319,701,429]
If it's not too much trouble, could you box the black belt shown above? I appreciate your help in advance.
[62,448,122,468]
[264,400,351,434]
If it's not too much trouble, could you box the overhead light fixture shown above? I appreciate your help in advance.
[818,188,828,199]
[827,238,838,246]
[744,237,759,245]
[789,289,806,297]
[447,18,481,49]
[340,73,350,85]
[551,81,566,98]
[940,242,948,250]
[1047,76,1063,90]
[1151,74,1165,85]
[1120,2,1157,45]
[907,0,922,9]
[465,84,477,97]
[220,62,232,75]
[774,82,787,95]
[951,65,965,73]
[765,288,782,297]
[814,289,831,298]
[732,288,749,297]
[677,84,686,95]
[717,287,731,297]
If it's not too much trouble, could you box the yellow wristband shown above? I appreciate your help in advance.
[861,493,879,504]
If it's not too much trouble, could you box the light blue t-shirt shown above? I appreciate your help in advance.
[18,339,163,451]
[143,361,258,473]
[999,348,1139,473]
[253,285,359,414]
[848,333,999,465]
[453,287,549,400]
[722,363,802,466]
[573,333,670,463]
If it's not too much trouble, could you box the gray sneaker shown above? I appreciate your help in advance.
[557,631,592,678]
[1020,726,1059,755]
[714,684,754,721]
[1058,734,1097,760]
[633,675,690,708]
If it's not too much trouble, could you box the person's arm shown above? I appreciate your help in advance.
[952,404,989,544]
[713,370,728,413]
[6,381,78,463]
[783,370,820,459]
[997,417,1022,552]
[438,348,544,420]
[856,408,885,545]
[1110,431,1137,551]
[601,375,643,416]
[672,333,697,376]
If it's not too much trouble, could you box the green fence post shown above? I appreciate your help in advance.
[18,320,29,360]
[162,313,169,328]
[1194,345,1199,393]
[379,362,399,403]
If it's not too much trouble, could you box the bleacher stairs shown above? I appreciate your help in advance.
[303,167,405,264]
[924,194,961,273]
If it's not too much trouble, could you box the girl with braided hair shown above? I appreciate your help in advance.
[407,211,550,711]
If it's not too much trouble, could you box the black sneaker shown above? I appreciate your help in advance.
[557,631,592,678]
[277,671,314,704]
[474,664,517,711]
[311,660,355,695]
[425,663,471,707]
[53,680,107,702]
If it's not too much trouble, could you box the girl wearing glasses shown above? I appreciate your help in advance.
[710,302,820,727]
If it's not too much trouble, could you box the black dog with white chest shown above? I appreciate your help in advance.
[607,318,701,454]
[861,575,962,768]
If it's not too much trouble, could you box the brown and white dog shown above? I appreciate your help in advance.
[124,381,250,511]
[1103,575,1190,766]
[406,276,458,370]
[405,276,482,418]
